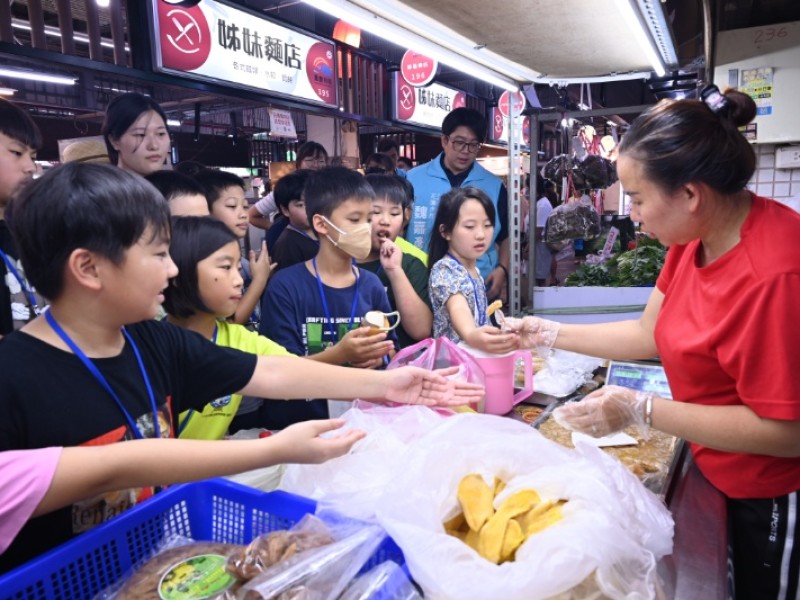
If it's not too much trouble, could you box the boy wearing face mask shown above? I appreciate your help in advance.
[259,167,396,429]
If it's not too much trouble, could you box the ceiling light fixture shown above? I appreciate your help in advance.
[0,67,76,85]
[96,0,110,7]
[11,19,129,52]
[0,87,16,96]
[614,0,666,77]
[301,0,521,91]
[167,119,181,128]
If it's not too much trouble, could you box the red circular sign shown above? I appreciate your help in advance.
[498,90,526,118]
[397,81,416,121]
[400,50,438,87]
[492,108,504,140]
[452,92,466,109]
[158,1,211,72]
[305,42,336,104]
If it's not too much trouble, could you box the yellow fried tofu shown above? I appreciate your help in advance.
[518,501,565,539]
[443,512,466,534]
[478,490,540,564]
[493,477,506,498]
[457,474,495,531]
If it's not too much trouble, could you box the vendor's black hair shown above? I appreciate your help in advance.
[304,167,374,229]
[0,98,42,151]
[101,93,169,166]
[163,216,238,318]
[618,89,757,195]
[7,163,170,300]
[428,186,495,270]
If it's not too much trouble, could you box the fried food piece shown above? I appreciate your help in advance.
[500,519,524,563]
[493,477,506,499]
[517,501,565,539]
[457,474,495,531]
[478,490,540,564]
[443,512,466,533]
[486,300,503,317]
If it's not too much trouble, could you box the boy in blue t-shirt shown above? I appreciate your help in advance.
[260,167,397,428]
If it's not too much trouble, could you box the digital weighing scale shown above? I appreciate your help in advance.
[605,360,673,399]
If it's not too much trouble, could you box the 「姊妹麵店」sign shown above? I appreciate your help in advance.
[151,0,337,106]
[394,73,466,129]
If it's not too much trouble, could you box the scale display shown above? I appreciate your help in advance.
[606,361,673,399]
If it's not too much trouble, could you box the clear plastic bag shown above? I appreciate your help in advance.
[545,199,601,244]
[339,561,423,600]
[375,414,674,600]
[235,518,386,600]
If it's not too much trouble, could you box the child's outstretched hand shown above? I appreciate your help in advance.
[268,419,366,464]
[249,240,277,285]
[464,325,519,354]
[379,366,485,407]
[378,238,403,273]
[338,327,394,367]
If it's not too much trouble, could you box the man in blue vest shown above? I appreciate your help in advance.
[406,107,509,301]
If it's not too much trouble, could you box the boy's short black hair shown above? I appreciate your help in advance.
[365,174,413,210]
[6,163,170,301]
[442,107,487,142]
[303,167,374,226]
[274,169,312,210]
[0,98,42,150]
[363,153,394,174]
[193,169,246,210]
[163,216,238,318]
[145,170,206,202]
[101,93,169,165]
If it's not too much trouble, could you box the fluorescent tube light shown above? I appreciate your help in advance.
[11,19,130,52]
[301,0,520,91]
[614,0,666,77]
[167,119,182,128]
[0,67,76,86]
[0,87,16,96]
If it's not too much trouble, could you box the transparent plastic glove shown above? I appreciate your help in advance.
[501,315,560,356]
[552,385,651,440]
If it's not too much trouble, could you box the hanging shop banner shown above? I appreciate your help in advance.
[489,108,530,147]
[150,0,337,107]
[268,108,297,138]
[400,50,438,87]
[394,73,466,129]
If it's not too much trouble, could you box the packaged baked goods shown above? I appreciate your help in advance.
[96,535,243,599]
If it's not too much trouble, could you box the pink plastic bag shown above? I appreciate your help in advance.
[387,338,485,412]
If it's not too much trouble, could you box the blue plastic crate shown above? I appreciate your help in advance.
[0,478,404,600]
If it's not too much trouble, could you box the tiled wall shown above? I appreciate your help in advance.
[748,144,800,213]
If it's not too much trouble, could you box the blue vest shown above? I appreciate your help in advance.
[406,154,503,279]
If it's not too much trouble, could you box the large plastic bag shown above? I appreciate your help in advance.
[534,349,605,398]
[279,404,448,521]
[375,414,673,600]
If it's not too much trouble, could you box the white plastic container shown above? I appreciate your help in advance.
[531,286,653,324]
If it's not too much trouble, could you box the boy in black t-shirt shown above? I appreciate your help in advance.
[270,169,319,272]
[0,99,45,336]
[0,163,483,572]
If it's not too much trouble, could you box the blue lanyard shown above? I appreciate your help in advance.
[446,253,487,326]
[313,258,360,344]
[46,310,160,440]
[0,248,40,315]
[287,224,320,244]
[177,325,217,436]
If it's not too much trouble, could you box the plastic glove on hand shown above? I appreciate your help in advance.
[552,385,651,440]
[501,316,560,356]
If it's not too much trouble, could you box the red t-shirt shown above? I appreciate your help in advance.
[655,195,800,498]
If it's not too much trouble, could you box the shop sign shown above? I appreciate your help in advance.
[400,50,438,87]
[394,73,466,129]
[151,0,337,106]
[268,108,297,138]
[498,90,526,118]
[489,108,530,147]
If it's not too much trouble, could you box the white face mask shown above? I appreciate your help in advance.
[321,216,372,260]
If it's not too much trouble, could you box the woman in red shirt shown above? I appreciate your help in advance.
[509,88,800,600]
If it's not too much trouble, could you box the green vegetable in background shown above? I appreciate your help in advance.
[565,238,666,287]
